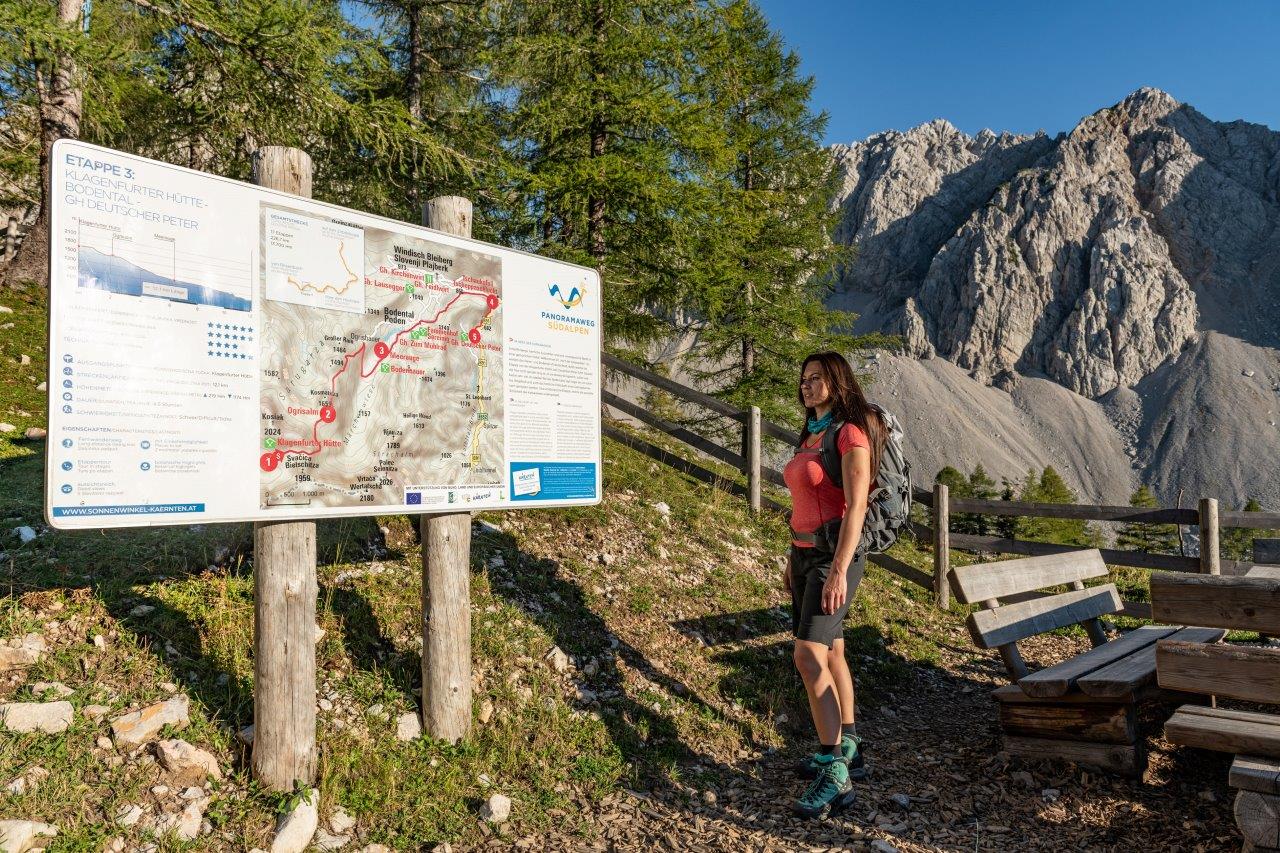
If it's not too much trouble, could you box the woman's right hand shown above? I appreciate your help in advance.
[781,555,792,593]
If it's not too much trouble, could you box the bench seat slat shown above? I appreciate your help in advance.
[1232,756,1280,795]
[1165,706,1280,759]
[967,584,1122,650]
[1017,625,1180,698]
[950,549,1109,605]
[1077,626,1225,698]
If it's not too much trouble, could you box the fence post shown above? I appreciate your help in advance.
[1199,497,1220,575]
[420,195,474,743]
[251,146,318,792]
[932,483,950,609]
[747,405,761,514]
[4,217,17,260]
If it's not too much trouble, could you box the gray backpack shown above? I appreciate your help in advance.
[817,405,913,556]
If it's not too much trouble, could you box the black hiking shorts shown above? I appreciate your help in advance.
[790,545,865,647]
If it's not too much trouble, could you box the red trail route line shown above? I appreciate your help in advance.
[262,288,497,467]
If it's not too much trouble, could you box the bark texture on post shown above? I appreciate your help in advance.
[746,406,761,514]
[420,194,474,744]
[251,146,317,792]
[933,483,951,610]
[1199,497,1221,576]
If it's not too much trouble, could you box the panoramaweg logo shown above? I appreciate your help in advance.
[548,283,585,309]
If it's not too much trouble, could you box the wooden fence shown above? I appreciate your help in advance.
[601,352,1280,615]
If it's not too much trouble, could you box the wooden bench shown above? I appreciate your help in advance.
[951,549,1223,777]
[1154,570,1280,852]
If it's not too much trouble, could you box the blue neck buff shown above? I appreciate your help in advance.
[807,412,834,434]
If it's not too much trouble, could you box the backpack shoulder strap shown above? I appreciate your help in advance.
[821,421,845,490]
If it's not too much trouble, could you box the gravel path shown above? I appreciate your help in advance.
[497,634,1240,852]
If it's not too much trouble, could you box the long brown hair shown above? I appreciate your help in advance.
[798,351,887,477]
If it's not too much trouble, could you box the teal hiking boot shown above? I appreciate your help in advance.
[796,735,867,781]
[792,755,855,818]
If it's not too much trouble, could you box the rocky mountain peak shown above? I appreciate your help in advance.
[829,89,1280,507]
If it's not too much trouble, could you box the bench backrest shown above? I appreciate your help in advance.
[1257,538,1280,566]
[950,549,1120,681]
[1152,572,1280,705]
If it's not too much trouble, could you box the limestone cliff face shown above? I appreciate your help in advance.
[832,88,1279,398]
[830,88,1280,506]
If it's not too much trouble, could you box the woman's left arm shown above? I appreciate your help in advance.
[821,445,872,615]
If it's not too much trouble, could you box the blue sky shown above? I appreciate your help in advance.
[756,0,1280,144]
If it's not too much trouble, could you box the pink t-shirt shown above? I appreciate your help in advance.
[783,422,870,548]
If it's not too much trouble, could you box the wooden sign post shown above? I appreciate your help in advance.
[419,195,475,743]
[251,146,318,790]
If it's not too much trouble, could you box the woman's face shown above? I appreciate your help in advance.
[799,361,830,409]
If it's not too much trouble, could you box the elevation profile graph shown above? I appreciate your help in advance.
[72,218,253,312]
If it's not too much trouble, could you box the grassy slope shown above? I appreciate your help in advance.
[0,291,959,849]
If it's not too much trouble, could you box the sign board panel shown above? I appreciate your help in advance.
[46,140,602,528]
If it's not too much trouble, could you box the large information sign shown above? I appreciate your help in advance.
[45,140,602,528]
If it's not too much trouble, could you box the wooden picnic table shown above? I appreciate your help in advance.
[1154,566,1280,852]
[950,549,1223,777]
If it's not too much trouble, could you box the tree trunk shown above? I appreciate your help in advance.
[4,0,83,289]
[740,150,755,381]
[406,1,425,122]
[587,0,606,267]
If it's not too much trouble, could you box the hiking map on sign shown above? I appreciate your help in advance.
[45,140,602,528]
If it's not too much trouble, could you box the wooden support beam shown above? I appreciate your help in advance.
[250,146,317,793]
[999,699,1135,744]
[1001,735,1143,777]
[420,195,473,744]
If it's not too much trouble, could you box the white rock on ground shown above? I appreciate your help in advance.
[21,428,45,440]
[110,695,189,747]
[155,798,205,841]
[312,828,350,851]
[0,424,13,434]
[0,635,46,671]
[545,646,570,673]
[329,808,355,835]
[395,712,421,741]
[83,704,111,719]
[29,681,73,699]
[479,793,511,823]
[270,789,318,853]
[0,701,74,734]
[11,527,37,545]
[114,804,145,827]
[477,699,494,725]
[236,723,255,745]
[0,819,58,852]
[154,738,222,781]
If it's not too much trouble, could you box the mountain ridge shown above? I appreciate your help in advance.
[829,87,1280,507]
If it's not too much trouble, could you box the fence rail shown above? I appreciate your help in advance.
[601,352,1279,616]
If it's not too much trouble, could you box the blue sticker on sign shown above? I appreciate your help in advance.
[406,492,422,505]
[509,462,597,501]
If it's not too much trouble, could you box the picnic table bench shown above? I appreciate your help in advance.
[950,548,1223,777]
[1154,567,1280,852]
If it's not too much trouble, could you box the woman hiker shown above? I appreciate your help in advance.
[782,350,887,818]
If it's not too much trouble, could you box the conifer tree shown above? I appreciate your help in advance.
[683,0,870,422]
[1116,485,1179,554]
[1016,467,1100,547]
